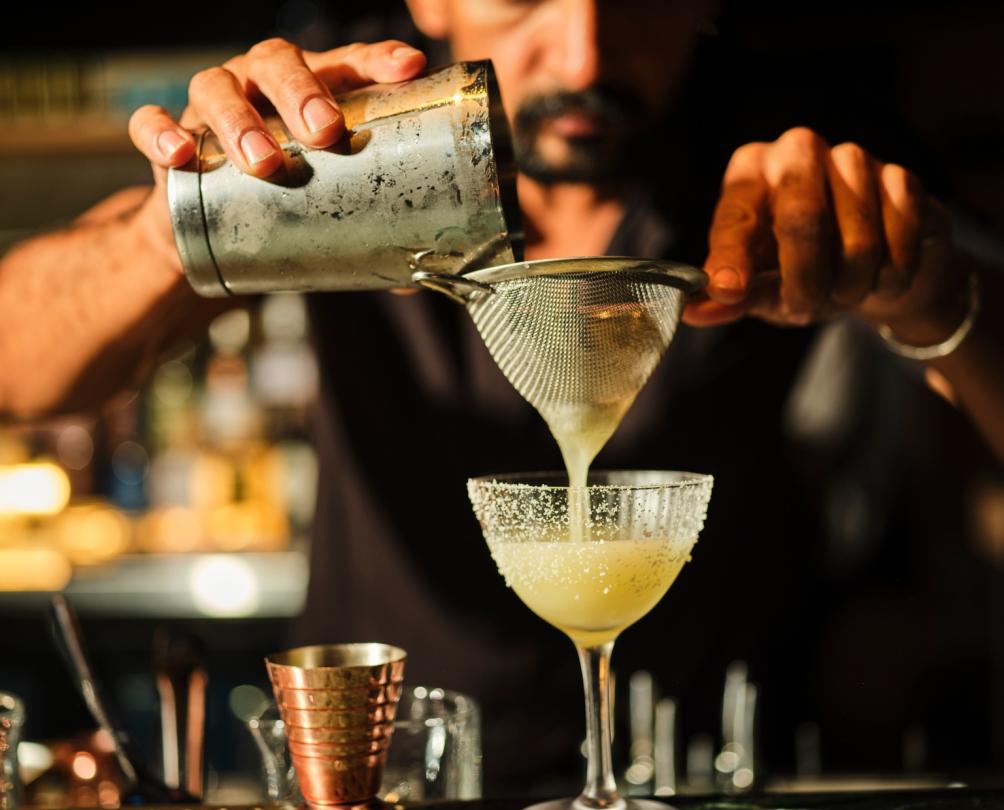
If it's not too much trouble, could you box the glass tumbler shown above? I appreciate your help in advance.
[0,694,24,810]
[248,687,481,803]
[382,687,482,802]
[247,704,302,804]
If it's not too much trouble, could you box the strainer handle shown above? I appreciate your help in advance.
[411,270,494,304]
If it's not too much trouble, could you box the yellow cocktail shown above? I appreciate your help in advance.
[468,471,713,810]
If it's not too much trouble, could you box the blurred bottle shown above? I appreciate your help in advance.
[715,661,758,793]
[624,671,655,793]
[105,398,148,513]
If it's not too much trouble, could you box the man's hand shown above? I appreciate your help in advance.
[125,39,427,266]
[686,127,969,349]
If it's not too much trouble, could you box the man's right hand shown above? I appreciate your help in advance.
[125,39,427,266]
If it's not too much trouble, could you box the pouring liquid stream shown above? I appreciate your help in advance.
[544,400,633,543]
[463,261,693,547]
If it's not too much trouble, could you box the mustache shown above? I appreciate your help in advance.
[513,84,649,135]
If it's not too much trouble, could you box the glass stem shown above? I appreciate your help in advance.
[576,641,621,809]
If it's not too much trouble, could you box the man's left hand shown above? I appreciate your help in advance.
[685,127,969,348]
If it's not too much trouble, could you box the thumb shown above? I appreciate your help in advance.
[683,297,749,327]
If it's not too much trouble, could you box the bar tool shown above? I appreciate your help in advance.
[266,643,406,807]
[152,629,207,799]
[169,61,520,296]
[48,595,195,804]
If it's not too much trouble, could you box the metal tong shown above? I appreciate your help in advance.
[49,595,198,804]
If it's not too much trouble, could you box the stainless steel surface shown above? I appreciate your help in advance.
[266,643,407,689]
[168,61,520,297]
[49,595,139,787]
[455,258,706,439]
[463,256,706,290]
[416,255,705,299]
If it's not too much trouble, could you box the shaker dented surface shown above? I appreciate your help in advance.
[168,61,521,297]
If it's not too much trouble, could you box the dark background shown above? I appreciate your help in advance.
[5,0,1003,235]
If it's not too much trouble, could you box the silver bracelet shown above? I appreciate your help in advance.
[878,272,981,361]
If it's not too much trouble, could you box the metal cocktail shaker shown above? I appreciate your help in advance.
[168,61,521,297]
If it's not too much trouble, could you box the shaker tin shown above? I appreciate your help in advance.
[168,60,521,297]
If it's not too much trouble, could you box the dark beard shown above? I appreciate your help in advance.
[512,84,651,185]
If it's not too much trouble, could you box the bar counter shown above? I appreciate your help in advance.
[61,792,1004,810]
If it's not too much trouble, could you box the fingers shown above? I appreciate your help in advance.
[245,38,345,149]
[682,298,751,327]
[174,39,425,178]
[704,143,770,306]
[763,127,835,322]
[128,105,196,168]
[696,126,942,333]
[876,162,925,300]
[243,38,426,151]
[187,65,283,177]
[826,142,884,306]
[304,40,426,92]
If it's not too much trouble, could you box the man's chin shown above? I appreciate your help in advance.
[516,153,627,186]
[515,133,634,186]
[519,164,611,185]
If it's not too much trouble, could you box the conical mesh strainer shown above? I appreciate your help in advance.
[416,258,706,464]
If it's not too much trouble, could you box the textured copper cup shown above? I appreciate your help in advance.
[288,736,393,759]
[267,644,407,689]
[287,722,396,745]
[279,704,398,729]
[290,753,386,807]
[266,643,407,806]
[274,682,404,712]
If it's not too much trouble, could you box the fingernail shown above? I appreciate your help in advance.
[157,129,188,159]
[240,130,278,166]
[391,46,420,61]
[712,268,746,302]
[302,96,341,134]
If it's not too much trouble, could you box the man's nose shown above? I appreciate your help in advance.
[553,0,601,91]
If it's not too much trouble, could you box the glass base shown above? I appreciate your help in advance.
[525,798,675,810]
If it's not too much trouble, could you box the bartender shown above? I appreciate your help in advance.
[1,0,1001,791]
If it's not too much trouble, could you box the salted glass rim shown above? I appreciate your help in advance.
[467,469,713,492]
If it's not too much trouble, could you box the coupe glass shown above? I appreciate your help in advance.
[467,471,713,810]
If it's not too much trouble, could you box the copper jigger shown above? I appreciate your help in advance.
[274,683,404,712]
[279,704,398,729]
[266,643,407,807]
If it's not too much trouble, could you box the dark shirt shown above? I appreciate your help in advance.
[298,189,820,791]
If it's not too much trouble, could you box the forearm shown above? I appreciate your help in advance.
[0,187,211,418]
[928,265,1004,461]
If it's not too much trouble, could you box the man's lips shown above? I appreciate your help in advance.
[543,111,602,138]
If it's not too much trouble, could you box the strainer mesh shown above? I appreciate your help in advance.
[465,270,684,419]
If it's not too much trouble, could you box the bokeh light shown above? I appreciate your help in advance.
[189,555,258,617]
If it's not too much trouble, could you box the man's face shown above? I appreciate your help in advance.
[419,0,710,184]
